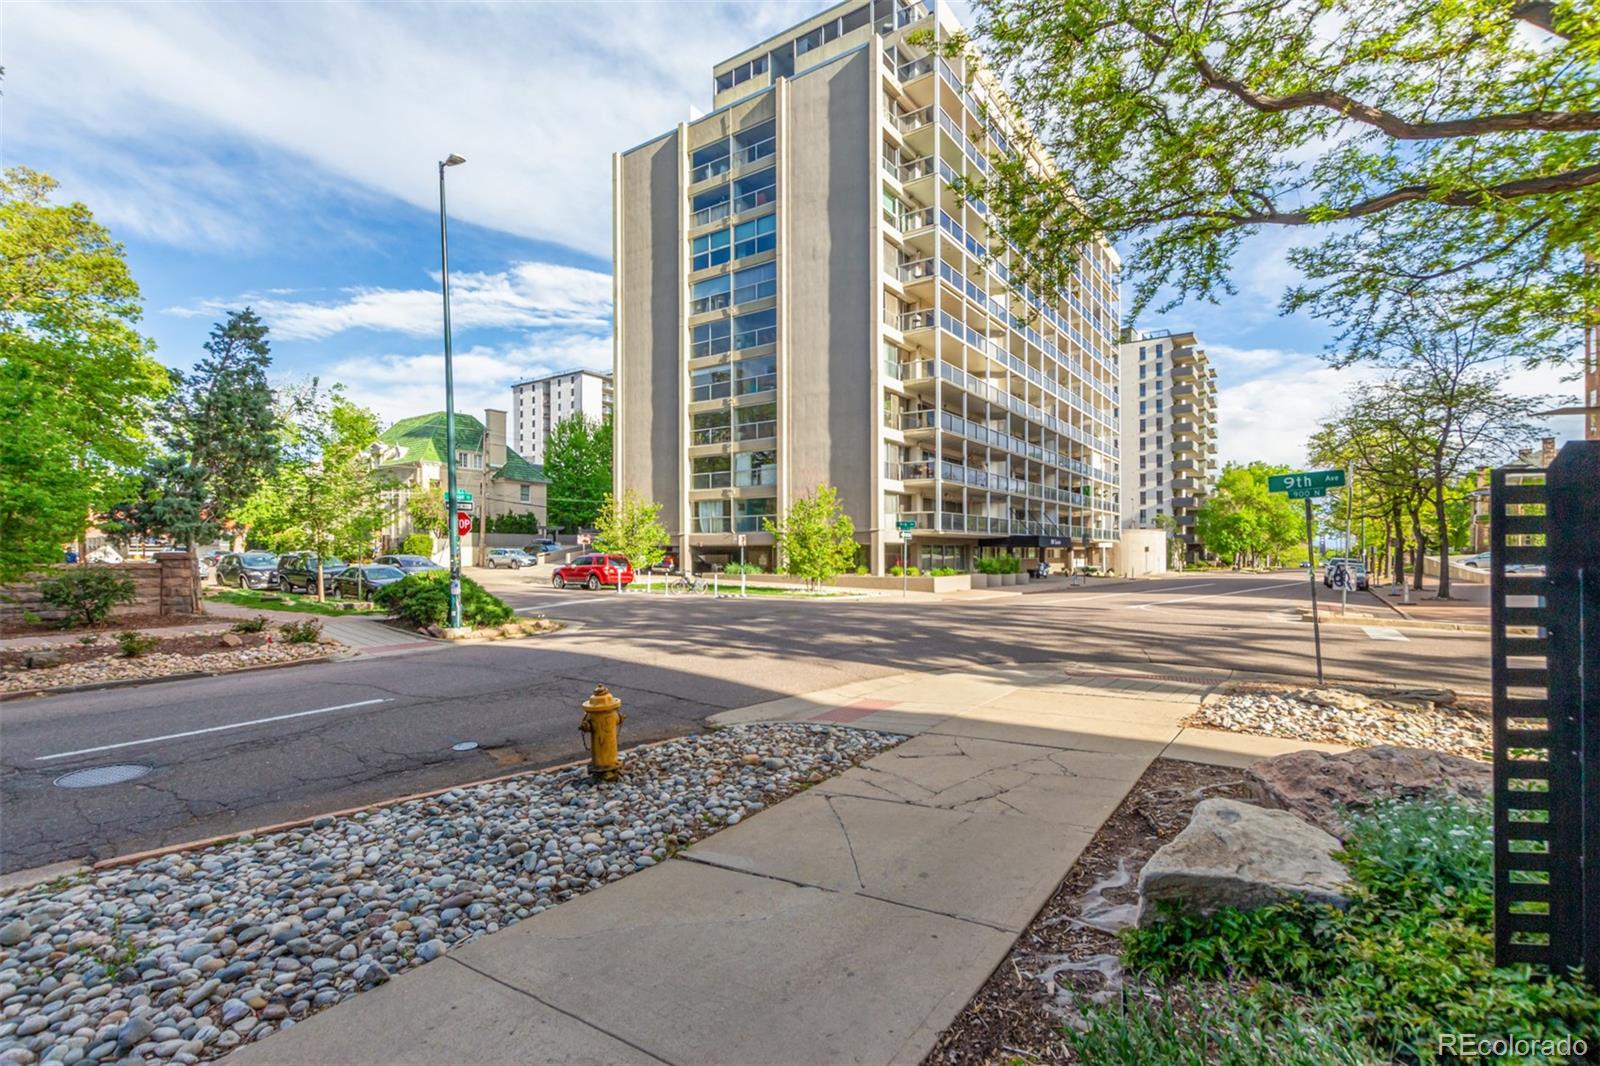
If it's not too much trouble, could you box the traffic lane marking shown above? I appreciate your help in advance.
[33,699,394,762]
[1124,580,1303,611]
[1361,626,1409,641]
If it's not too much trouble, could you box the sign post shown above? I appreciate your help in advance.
[1269,470,1346,686]
[737,533,747,598]
[896,521,916,598]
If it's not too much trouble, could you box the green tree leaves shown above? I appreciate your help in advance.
[545,414,612,532]
[764,485,858,588]
[1193,463,1304,566]
[0,167,168,580]
[592,489,668,574]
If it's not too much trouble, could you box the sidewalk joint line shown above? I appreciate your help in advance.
[445,957,676,1065]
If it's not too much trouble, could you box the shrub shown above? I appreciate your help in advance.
[115,630,160,657]
[855,566,869,575]
[400,533,434,556]
[278,619,323,644]
[38,568,136,628]
[724,562,763,575]
[929,567,961,576]
[373,571,513,629]
[77,634,99,646]
[1120,797,1600,1060]
[231,615,268,634]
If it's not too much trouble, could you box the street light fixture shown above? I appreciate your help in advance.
[438,153,466,630]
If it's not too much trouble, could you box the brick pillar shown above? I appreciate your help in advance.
[155,551,200,616]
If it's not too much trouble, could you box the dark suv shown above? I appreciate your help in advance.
[277,552,348,593]
[215,551,279,589]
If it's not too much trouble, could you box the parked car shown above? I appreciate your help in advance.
[331,564,407,601]
[487,548,537,569]
[552,553,634,590]
[1460,551,1493,568]
[215,551,280,589]
[200,550,227,571]
[1322,558,1369,590]
[526,539,564,557]
[276,552,348,593]
[375,554,445,575]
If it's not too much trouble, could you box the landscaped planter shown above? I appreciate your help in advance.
[969,573,992,589]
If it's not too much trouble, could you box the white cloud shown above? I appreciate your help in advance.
[168,261,612,341]
[326,334,612,428]
[3,1,817,256]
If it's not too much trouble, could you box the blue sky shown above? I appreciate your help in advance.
[4,0,1582,465]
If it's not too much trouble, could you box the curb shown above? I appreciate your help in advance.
[1294,608,1505,635]
[0,651,345,702]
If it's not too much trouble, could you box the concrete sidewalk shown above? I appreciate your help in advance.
[229,662,1345,1066]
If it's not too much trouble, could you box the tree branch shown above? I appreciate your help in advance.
[1191,54,1599,139]
[1226,163,1600,226]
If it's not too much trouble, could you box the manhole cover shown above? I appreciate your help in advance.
[451,741,479,752]
[54,764,152,788]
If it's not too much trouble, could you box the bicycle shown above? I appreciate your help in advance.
[671,573,708,593]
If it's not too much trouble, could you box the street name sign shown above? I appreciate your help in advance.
[896,520,916,531]
[1268,470,1345,495]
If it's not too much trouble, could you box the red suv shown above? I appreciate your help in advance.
[553,553,634,590]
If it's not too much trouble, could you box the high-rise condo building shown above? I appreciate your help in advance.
[511,369,614,466]
[1117,328,1218,562]
[613,0,1123,575]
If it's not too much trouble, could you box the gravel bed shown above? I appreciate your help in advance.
[0,724,901,1063]
[0,644,335,695]
[1188,686,1490,759]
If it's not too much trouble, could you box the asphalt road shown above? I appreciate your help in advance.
[0,570,1487,874]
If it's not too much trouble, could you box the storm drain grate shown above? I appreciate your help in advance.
[54,764,152,788]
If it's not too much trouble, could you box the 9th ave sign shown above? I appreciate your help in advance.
[1268,469,1345,499]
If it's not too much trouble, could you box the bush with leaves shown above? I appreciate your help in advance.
[974,555,1020,575]
[400,533,433,556]
[115,630,159,657]
[372,571,513,629]
[231,615,268,634]
[278,619,323,644]
[1118,797,1600,1059]
[723,562,763,575]
[38,567,136,628]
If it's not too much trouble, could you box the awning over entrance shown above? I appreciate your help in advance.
[979,534,1072,550]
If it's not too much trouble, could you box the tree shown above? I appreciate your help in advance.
[406,484,448,538]
[0,167,168,581]
[764,485,859,588]
[237,384,393,599]
[952,0,1598,363]
[1192,463,1303,568]
[592,490,667,579]
[545,414,612,532]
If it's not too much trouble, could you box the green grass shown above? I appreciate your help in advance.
[1107,797,1600,1064]
[207,588,385,617]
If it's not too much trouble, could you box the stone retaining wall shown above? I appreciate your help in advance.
[0,553,201,628]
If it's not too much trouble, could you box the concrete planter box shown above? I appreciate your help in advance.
[968,573,990,589]
[1002,572,1022,586]
[731,572,972,593]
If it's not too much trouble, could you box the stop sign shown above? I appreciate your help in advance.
[456,511,472,537]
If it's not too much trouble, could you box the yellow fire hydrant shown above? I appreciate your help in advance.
[579,684,625,780]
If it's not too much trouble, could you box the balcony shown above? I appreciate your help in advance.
[691,201,730,228]
[897,55,933,81]
[897,257,936,283]
[898,156,935,182]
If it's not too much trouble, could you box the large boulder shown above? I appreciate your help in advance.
[1246,745,1490,838]
[1137,799,1350,926]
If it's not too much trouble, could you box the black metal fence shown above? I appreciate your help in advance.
[1489,440,1598,979]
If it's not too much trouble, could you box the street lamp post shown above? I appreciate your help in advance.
[438,153,467,630]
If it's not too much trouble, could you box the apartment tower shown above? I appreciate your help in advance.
[1117,329,1218,562]
[511,369,614,466]
[613,0,1122,575]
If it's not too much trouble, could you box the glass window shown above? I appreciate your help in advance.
[735,402,777,441]
[691,140,730,182]
[692,185,730,226]
[735,120,776,165]
[733,167,776,212]
[795,25,825,54]
[733,308,776,349]
[695,499,730,533]
[692,455,731,489]
[841,4,870,32]
[735,497,777,532]
[732,261,776,304]
[519,484,530,502]
[691,274,731,315]
[691,319,731,359]
[691,365,731,402]
[734,214,776,259]
[692,409,731,445]
[691,228,730,271]
[769,43,794,79]
[735,449,777,487]
[734,354,777,395]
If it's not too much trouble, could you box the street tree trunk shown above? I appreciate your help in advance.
[1391,504,1407,588]
[1432,468,1453,599]
[1409,508,1428,591]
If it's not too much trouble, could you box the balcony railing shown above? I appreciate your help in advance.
[691,425,731,446]
[735,419,776,442]
[897,257,935,282]
[898,309,935,331]
[736,138,775,167]
[692,470,732,490]
[897,55,933,81]
[898,156,935,182]
[733,324,776,350]
[900,205,935,232]
[893,105,934,134]
[734,373,777,396]
[895,405,1110,485]
[889,511,1118,540]
[690,157,730,184]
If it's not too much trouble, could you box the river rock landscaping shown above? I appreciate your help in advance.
[1187,682,1490,759]
[0,723,901,1063]
[0,628,339,696]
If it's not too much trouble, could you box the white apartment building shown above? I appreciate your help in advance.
[614,0,1123,575]
[510,369,614,465]
[1118,328,1218,562]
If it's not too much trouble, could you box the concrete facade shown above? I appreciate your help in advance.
[1118,328,1217,562]
[510,369,613,466]
[615,0,1122,576]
